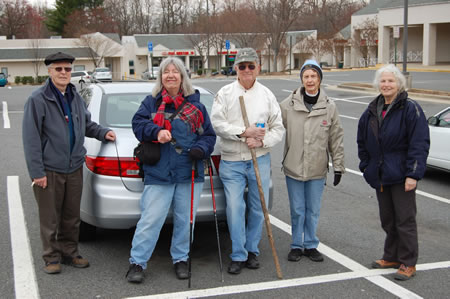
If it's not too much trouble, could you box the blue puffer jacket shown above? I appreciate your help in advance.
[357,91,430,190]
[132,90,216,185]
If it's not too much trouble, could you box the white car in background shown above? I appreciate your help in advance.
[92,67,112,82]
[70,71,92,84]
[427,107,450,172]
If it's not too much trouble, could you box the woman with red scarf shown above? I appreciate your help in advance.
[126,57,216,283]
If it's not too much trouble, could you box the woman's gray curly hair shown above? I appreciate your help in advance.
[152,57,194,97]
[373,64,407,93]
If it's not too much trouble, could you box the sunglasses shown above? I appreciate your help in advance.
[238,64,256,71]
[51,67,72,72]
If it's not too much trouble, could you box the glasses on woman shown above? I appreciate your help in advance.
[238,64,256,71]
[51,67,72,73]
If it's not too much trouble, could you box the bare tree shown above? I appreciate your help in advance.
[252,0,304,72]
[186,34,209,73]
[351,16,378,67]
[159,0,190,33]
[76,33,122,68]
[0,0,30,39]
[299,35,333,64]
[28,39,46,80]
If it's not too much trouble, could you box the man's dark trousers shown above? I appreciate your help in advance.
[33,167,83,263]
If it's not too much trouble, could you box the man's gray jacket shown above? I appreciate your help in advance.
[23,79,110,179]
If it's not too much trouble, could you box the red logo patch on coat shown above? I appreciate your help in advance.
[322,120,328,126]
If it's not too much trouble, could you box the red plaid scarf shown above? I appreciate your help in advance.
[153,89,204,133]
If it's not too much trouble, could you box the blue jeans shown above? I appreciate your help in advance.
[129,182,203,269]
[219,154,270,261]
[286,176,325,250]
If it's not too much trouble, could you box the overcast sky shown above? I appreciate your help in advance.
[30,0,56,9]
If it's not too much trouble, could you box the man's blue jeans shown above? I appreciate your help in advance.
[219,154,270,261]
[129,182,203,269]
[286,176,325,250]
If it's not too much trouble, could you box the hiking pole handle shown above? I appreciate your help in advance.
[239,96,283,279]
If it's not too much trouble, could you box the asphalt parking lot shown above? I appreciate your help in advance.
[1,74,449,298]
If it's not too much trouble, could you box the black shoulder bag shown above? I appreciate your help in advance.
[134,99,187,177]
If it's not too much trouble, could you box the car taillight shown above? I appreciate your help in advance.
[211,155,221,175]
[85,156,140,178]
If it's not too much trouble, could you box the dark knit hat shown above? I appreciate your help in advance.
[44,52,75,66]
[300,59,322,82]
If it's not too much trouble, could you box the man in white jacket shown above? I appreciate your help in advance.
[211,48,285,275]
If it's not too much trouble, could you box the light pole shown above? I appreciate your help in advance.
[206,0,210,75]
[402,0,412,88]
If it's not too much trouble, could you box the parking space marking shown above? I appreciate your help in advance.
[331,97,369,105]
[2,101,11,128]
[7,176,39,299]
[126,215,450,299]
[340,114,359,120]
[271,216,423,299]
[339,165,450,205]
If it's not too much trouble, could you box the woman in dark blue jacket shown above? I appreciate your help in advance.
[357,64,429,281]
[126,57,216,283]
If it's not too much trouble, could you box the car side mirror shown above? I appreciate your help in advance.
[427,116,438,126]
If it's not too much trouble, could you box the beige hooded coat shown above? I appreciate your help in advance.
[279,87,345,181]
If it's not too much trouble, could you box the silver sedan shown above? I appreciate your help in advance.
[79,82,273,240]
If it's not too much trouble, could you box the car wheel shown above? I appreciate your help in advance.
[79,220,96,242]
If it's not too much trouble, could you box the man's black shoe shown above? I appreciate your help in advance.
[288,248,303,262]
[126,264,144,283]
[304,248,324,262]
[246,252,260,269]
[174,261,189,280]
[227,261,245,274]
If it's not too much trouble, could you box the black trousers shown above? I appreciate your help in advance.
[376,183,418,266]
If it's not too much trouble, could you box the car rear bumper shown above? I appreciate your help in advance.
[81,168,228,229]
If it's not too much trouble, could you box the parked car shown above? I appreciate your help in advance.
[70,70,92,84]
[142,67,160,80]
[79,81,274,240]
[221,67,236,76]
[92,67,112,82]
[0,73,8,87]
[427,107,450,172]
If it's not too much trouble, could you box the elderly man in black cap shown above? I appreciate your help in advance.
[22,52,116,274]
[210,48,285,274]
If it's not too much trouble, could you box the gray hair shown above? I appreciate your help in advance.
[373,64,407,93]
[152,57,194,97]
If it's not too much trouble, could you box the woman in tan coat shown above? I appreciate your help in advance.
[279,60,345,263]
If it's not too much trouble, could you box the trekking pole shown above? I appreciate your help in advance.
[208,158,224,282]
[188,161,195,288]
[238,96,283,279]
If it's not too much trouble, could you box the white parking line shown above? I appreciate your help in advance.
[7,176,40,299]
[340,114,359,120]
[340,165,450,205]
[2,101,11,128]
[127,215,449,299]
[331,97,369,105]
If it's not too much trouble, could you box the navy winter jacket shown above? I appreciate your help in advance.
[132,90,216,185]
[357,91,430,190]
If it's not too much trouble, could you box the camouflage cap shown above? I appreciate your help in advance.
[234,48,258,65]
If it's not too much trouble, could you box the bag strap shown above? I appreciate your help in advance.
[168,98,187,121]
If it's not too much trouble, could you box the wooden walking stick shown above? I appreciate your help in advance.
[239,96,283,279]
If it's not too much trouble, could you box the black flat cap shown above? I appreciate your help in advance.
[44,52,75,66]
